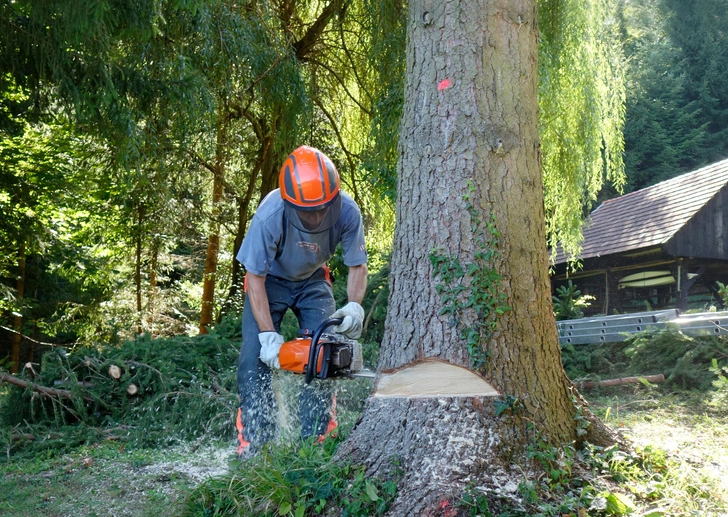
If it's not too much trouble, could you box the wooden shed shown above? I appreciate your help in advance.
[551,158,728,316]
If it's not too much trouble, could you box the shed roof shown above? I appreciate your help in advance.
[556,158,728,264]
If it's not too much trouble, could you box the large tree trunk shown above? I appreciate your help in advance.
[339,0,616,513]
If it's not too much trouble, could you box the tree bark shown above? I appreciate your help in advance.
[199,111,228,334]
[339,0,616,512]
[10,241,26,373]
[258,111,281,198]
[135,203,145,335]
[227,134,269,303]
[147,237,160,333]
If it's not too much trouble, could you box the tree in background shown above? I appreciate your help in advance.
[0,0,395,355]
[622,0,728,191]
[0,0,218,350]
[1,0,626,366]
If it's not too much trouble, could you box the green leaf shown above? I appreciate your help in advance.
[278,502,292,515]
[605,492,635,514]
[365,479,380,501]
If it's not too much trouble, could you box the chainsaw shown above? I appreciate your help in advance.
[279,318,376,383]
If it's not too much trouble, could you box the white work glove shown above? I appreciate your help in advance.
[258,332,284,369]
[330,302,365,339]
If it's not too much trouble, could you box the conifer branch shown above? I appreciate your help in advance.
[0,324,62,348]
[0,372,94,402]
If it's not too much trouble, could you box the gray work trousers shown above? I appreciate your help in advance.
[236,268,335,454]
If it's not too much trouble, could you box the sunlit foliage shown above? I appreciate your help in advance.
[539,0,626,261]
[0,0,626,353]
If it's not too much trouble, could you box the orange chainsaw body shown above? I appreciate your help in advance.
[279,337,325,375]
[278,318,365,383]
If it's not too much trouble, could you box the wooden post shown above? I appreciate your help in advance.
[677,260,688,311]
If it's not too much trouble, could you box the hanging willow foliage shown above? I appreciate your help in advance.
[358,0,626,260]
[359,0,406,202]
[538,0,627,262]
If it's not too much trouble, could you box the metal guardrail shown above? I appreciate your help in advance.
[558,309,728,345]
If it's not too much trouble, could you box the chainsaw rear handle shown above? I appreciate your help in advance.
[305,317,344,384]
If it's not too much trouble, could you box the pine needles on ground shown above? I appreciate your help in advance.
[625,326,728,390]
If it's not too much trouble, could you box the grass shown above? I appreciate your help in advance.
[0,440,233,516]
[1,385,726,516]
[587,388,728,516]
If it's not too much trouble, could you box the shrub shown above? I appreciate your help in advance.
[710,359,728,410]
[553,281,595,321]
[624,326,728,390]
[180,435,398,517]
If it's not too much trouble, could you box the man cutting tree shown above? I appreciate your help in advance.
[235,145,368,456]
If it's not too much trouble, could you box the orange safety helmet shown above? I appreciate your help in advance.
[279,146,342,232]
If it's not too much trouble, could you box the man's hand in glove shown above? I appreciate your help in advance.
[330,302,365,339]
[258,331,284,369]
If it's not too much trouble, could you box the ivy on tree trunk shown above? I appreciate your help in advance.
[339,0,618,512]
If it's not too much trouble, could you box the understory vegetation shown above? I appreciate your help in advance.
[561,326,728,395]
[2,263,727,516]
[2,0,727,515]
[1,324,727,516]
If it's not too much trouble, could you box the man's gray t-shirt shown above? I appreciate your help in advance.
[237,190,367,281]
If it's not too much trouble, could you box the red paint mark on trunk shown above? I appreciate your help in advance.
[438,79,452,91]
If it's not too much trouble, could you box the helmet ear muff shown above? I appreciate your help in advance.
[279,146,340,211]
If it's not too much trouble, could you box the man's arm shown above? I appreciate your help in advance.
[245,272,275,332]
[346,264,368,305]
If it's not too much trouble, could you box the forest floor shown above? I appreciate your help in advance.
[1,387,726,516]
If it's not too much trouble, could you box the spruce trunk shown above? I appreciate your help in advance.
[339,0,615,513]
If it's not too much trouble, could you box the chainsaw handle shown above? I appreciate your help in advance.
[305,318,344,384]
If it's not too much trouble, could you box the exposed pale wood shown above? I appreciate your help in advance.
[578,374,665,389]
[108,365,122,379]
[374,360,499,398]
[126,383,139,395]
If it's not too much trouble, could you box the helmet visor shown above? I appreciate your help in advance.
[285,193,342,233]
